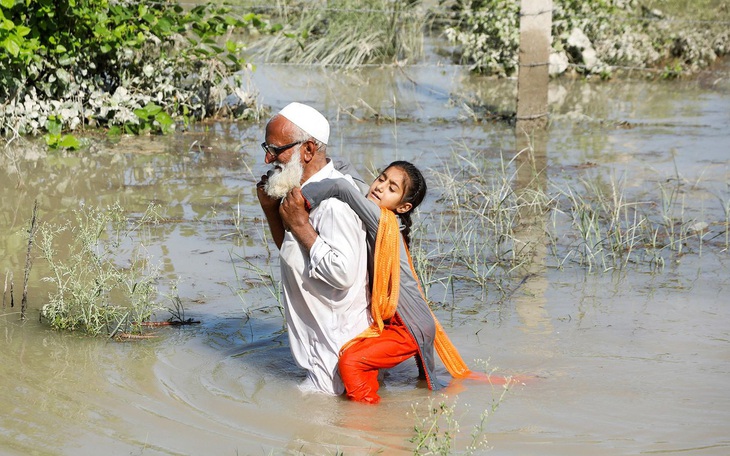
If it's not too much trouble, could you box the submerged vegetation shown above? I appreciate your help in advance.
[409,360,514,454]
[244,0,728,77]
[407,145,729,302]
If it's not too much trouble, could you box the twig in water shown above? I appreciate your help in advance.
[137,319,201,327]
[115,332,158,341]
[3,271,10,309]
[21,199,38,320]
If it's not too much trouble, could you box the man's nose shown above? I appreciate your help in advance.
[264,153,275,164]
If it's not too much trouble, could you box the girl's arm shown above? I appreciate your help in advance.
[301,178,381,235]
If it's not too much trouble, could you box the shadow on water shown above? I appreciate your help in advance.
[1,56,730,454]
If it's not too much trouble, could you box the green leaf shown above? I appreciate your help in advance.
[55,67,70,83]
[134,103,163,121]
[0,18,13,31]
[142,13,156,25]
[15,25,31,37]
[44,133,60,147]
[155,17,171,34]
[143,103,163,116]
[0,0,15,9]
[154,111,174,134]
[3,38,19,57]
[58,134,81,150]
[46,116,62,136]
[107,125,122,138]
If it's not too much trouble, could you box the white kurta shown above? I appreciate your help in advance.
[279,161,370,395]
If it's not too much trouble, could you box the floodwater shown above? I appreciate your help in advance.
[1,55,729,455]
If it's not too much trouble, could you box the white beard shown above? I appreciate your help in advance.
[264,150,304,199]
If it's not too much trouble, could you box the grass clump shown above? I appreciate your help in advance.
[38,202,166,336]
[252,0,424,67]
[413,149,554,300]
[411,145,727,301]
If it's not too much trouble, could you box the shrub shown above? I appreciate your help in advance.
[38,202,165,336]
[0,0,266,141]
[441,0,729,77]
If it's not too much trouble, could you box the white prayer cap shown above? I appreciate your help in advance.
[278,102,330,145]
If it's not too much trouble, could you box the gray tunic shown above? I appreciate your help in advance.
[301,177,446,390]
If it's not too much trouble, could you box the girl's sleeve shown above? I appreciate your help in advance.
[301,179,381,235]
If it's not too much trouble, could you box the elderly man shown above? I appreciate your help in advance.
[256,102,370,396]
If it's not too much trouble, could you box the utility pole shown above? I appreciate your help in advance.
[515,0,552,134]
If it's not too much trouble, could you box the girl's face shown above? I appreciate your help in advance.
[367,166,413,214]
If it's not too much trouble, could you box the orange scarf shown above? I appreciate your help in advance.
[341,207,471,379]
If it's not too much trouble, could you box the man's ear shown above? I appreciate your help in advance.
[395,202,412,214]
[301,140,317,163]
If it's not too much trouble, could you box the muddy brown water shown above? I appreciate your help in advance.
[1,58,729,455]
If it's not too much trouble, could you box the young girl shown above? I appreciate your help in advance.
[300,160,471,404]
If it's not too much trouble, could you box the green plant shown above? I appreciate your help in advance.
[129,102,175,136]
[1,0,265,139]
[38,202,166,336]
[410,395,460,454]
[409,363,512,455]
[44,115,82,150]
[443,0,521,76]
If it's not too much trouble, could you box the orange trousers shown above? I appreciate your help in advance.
[338,317,419,404]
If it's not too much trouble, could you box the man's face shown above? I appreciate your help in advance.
[262,116,307,199]
[264,149,304,199]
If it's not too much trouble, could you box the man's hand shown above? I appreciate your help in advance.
[256,172,280,212]
[280,187,318,250]
[256,172,285,249]
[279,187,308,230]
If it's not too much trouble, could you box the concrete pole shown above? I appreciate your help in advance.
[515,0,552,134]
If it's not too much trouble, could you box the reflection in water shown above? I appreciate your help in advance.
[512,129,554,338]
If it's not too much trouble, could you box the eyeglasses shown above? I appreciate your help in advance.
[260,140,302,158]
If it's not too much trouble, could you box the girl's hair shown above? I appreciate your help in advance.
[386,160,427,248]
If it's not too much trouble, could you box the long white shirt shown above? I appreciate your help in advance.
[279,161,370,395]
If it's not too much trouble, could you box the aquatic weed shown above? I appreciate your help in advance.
[38,202,166,336]
[409,360,513,454]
